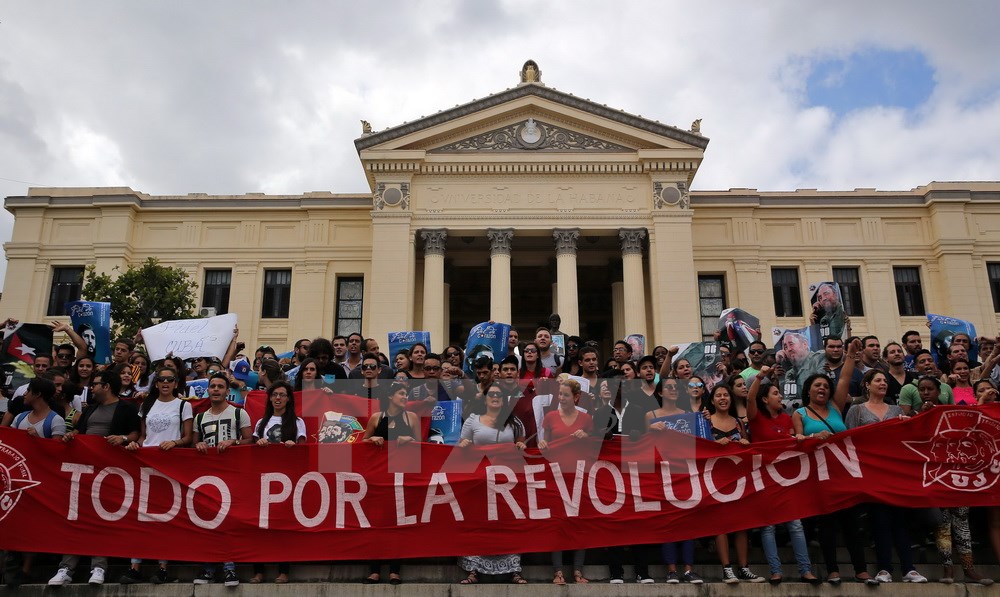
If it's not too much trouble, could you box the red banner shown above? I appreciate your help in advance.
[1,406,999,562]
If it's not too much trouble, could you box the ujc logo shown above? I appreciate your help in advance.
[904,409,1000,492]
[0,441,40,522]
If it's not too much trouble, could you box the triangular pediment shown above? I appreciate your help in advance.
[355,83,708,155]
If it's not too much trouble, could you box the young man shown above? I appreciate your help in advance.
[858,335,883,374]
[308,338,348,382]
[332,336,349,368]
[347,354,389,401]
[883,342,916,404]
[409,353,450,402]
[561,336,582,375]
[54,343,76,370]
[535,327,562,370]
[578,347,601,391]
[899,350,954,415]
[192,372,252,587]
[2,354,52,415]
[901,330,923,371]
[612,340,633,366]
[111,338,134,366]
[49,370,140,586]
[343,333,364,374]
[740,341,768,380]
[508,328,521,365]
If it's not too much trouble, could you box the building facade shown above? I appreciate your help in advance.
[4,62,1000,351]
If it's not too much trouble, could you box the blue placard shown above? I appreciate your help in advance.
[65,301,112,364]
[464,321,510,376]
[388,331,432,363]
[928,314,978,366]
[430,399,464,445]
[648,412,712,439]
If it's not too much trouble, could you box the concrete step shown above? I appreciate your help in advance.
[1,580,998,596]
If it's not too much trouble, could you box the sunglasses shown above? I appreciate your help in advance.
[423,365,442,371]
[748,349,764,355]
[57,353,73,359]
[360,363,379,370]
[155,376,176,383]
[688,381,704,388]
[523,348,538,353]
[487,391,503,397]
[445,352,461,357]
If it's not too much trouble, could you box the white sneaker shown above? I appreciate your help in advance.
[88,568,105,586]
[902,570,928,583]
[48,567,73,585]
[875,570,893,583]
[609,577,624,584]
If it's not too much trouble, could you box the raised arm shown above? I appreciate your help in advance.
[747,365,772,421]
[658,345,678,379]
[834,339,861,411]
[49,320,88,356]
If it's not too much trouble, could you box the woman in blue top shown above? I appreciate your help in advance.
[794,341,872,585]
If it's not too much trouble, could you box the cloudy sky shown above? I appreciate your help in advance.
[1,1,999,285]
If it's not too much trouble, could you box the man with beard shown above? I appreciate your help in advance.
[535,327,562,370]
[901,330,923,371]
[882,342,916,404]
[740,341,768,380]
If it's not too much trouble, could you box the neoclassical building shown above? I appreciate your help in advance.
[4,61,1000,352]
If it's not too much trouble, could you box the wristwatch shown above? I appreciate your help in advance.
[121,436,128,445]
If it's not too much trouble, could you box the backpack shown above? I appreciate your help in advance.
[195,406,244,445]
[14,410,59,438]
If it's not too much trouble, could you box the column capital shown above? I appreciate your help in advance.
[420,228,448,256]
[553,228,580,256]
[618,228,647,256]
[487,228,515,256]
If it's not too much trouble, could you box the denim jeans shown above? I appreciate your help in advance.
[761,519,813,576]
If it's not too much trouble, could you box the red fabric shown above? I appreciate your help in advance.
[0,406,998,562]
[542,409,594,439]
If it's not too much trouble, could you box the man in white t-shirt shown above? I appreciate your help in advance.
[535,327,562,370]
[192,373,250,586]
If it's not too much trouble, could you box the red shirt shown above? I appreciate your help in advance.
[748,410,793,442]
[542,409,593,440]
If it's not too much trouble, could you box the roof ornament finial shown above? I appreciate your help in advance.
[361,120,373,134]
[519,60,542,85]
[690,118,702,134]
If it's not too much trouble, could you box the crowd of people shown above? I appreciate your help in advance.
[1,316,999,588]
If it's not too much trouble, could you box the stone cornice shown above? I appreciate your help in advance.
[354,83,709,152]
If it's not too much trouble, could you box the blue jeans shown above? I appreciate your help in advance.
[761,519,812,576]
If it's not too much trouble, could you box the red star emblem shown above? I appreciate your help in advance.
[904,409,1000,492]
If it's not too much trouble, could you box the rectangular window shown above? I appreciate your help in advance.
[771,267,803,318]
[893,266,926,316]
[47,266,84,316]
[832,267,865,317]
[989,263,1000,313]
[697,275,726,341]
[335,277,364,336]
[202,269,232,315]
[261,269,292,318]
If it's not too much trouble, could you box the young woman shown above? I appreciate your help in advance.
[251,381,305,583]
[293,357,332,393]
[646,377,703,584]
[681,374,706,413]
[840,341,927,584]
[255,358,285,391]
[68,355,95,409]
[747,367,820,585]
[408,343,428,380]
[725,373,749,421]
[518,342,552,381]
[362,382,421,585]
[130,352,153,393]
[393,350,412,377]
[917,375,947,412]
[673,358,693,380]
[706,384,762,584]
[119,367,193,585]
[620,360,638,380]
[457,383,528,585]
[947,358,975,405]
[537,379,593,585]
[114,362,138,402]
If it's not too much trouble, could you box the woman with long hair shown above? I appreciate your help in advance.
[251,381,304,583]
[725,373,749,421]
[293,357,332,393]
[839,340,927,584]
[408,343,428,380]
[947,358,975,405]
[67,355,95,408]
[361,382,421,584]
[457,382,528,585]
[255,358,285,391]
[518,342,551,381]
[538,379,593,585]
[119,367,193,585]
[747,367,819,585]
[130,352,153,393]
[680,374,706,413]
[393,350,412,377]
[113,362,138,402]
[706,384,762,584]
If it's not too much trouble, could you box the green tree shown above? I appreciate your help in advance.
[81,257,199,339]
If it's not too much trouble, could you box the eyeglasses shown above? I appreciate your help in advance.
[748,349,764,355]
[271,392,289,398]
[424,365,442,371]
[688,381,704,388]
[664,384,678,391]
[360,363,378,370]
[155,376,176,383]
[487,391,503,397]
[523,348,538,354]
[445,352,461,357]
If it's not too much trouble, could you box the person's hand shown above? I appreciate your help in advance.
[738,438,750,445]
[256,438,269,446]
[650,422,666,432]
[921,401,935,412]
[283,440,296,447]
[716,362,726,374]
[758,365,772,380]
[397,436,414,446]
[368,436,385,447]
[457,439,472,448]
[794,434,806,441]
[571,429,588,439]
[947,374,959,385]
[717,437,731,445]
[195,441,208,454]
[809,312,818,324]
[846,338,862,360]
[62,430,77,443]
[773,363,786,378]
[217,439,237,453]
[3,318,18,329]
[49,320,70,333]
[514,441,527,451]
[537,440,549,450]
[668,345,679,356]
[125,440,139,451]
[160,439,179,451]
[926,320,932,329]
[322,387,333,394]
[701,408,711,420]
[810,430,832,440]
[712,330,721,340]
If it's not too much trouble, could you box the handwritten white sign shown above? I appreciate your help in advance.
[142,313,237,361]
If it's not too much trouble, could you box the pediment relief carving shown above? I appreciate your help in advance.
[428,118,633,153]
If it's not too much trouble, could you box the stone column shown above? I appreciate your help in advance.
[420,229,447,348]
[487,228,514,324]
[619,228,648,339]
[553,228,580,336]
